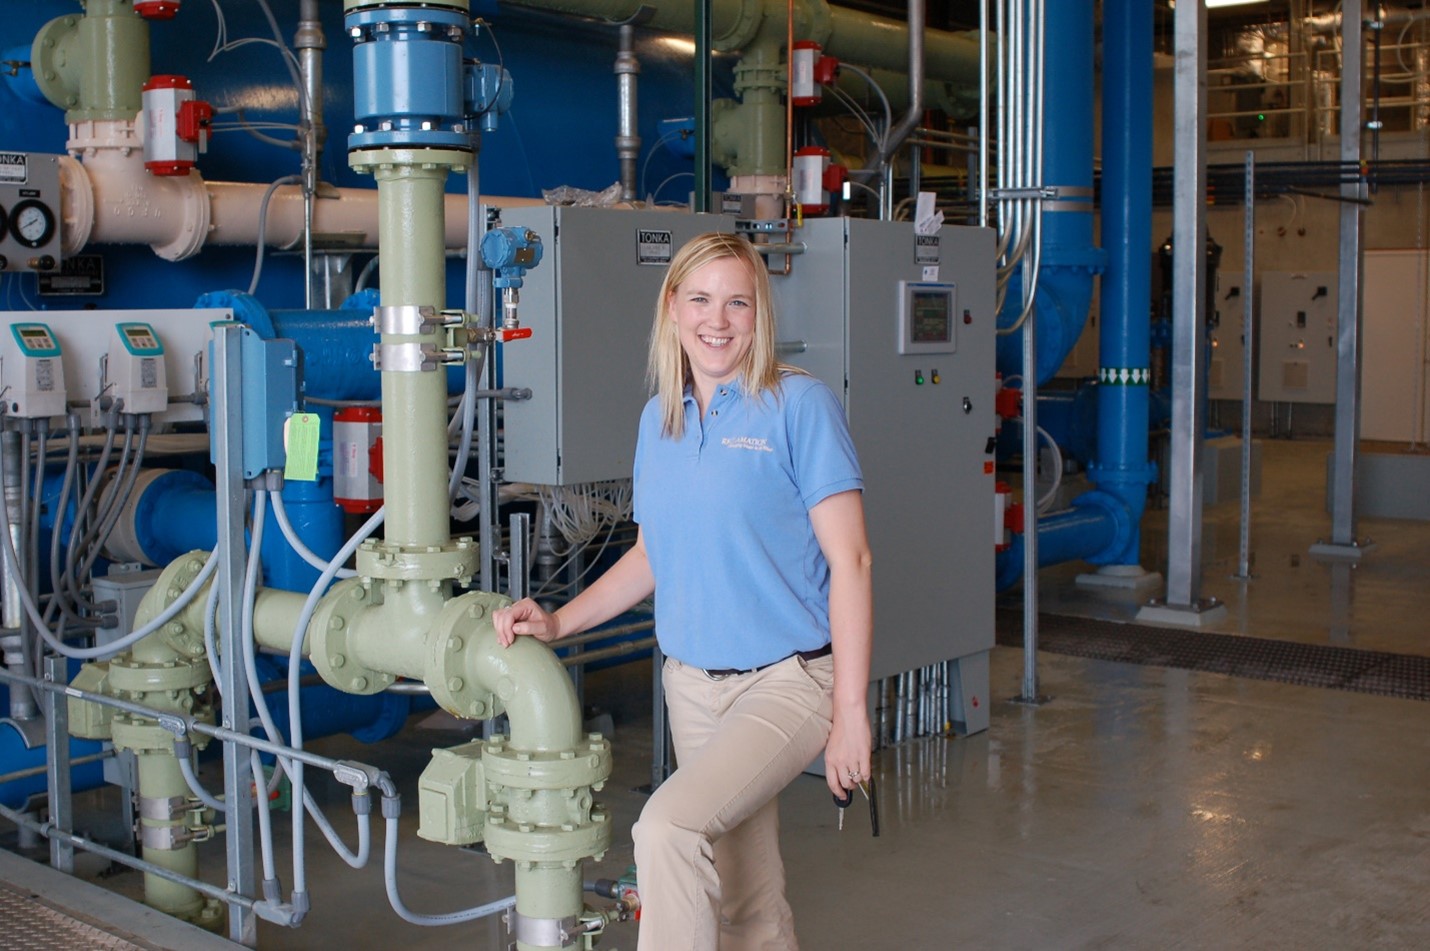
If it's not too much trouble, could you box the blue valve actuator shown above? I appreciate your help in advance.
[481,227,543,290]
[466,63,513,134]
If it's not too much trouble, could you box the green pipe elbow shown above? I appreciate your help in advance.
[32,0,151,122]
[428,593,583,752]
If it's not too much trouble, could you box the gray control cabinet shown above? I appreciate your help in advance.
[1258,270,1337,404]
[1209,270,1251,401]
[772,218,996,688]
[498,206,733,485]
[0,152,63,273]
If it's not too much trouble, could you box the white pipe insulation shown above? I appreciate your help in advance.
[59,120,543,262]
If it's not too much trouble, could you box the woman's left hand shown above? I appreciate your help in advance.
[824,697,872,798]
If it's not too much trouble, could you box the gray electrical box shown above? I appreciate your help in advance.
[771,218,997,698]
[1258,270,1337,404]
[0,153,63,274]
[498,206,734,485]
[1209,269,1251,401]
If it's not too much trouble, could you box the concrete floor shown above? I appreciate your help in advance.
[6,436,1429,949]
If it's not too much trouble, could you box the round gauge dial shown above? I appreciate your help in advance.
[9,199,56,249]
[0,205,8,244]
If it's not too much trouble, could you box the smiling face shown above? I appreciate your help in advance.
[667,254,757,409]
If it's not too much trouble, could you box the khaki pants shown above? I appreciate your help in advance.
[633,653,835,951]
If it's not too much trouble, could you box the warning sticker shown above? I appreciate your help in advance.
[0,153,27,185]
[915,234,941,266]
[637,229,673,266]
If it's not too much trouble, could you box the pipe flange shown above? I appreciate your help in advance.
[150,173,213,262]
[128,551,214,659]
[111,703,213,756]
[57,155,93,254]
[106,654,210,697]
[309,578,396,694]
[356,537,477,584]
[348,147,471,177]
[483,733,612,794]
[309,577,394,695]
[111,717,177,755]
[483,805,612,866]
[426,591,510,719]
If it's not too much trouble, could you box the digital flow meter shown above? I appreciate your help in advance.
[107,322,169,414]
[1,322,68,418]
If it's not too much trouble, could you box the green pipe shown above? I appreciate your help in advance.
[721,37,786,176]
[350,149,470,551]
[134,749,206,920]
[507,0,982,83]
[32,0,151,122]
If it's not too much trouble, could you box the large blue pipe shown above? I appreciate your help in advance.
[995,494,1128,592]
[0,721,105,810]
[996,0,1157,591]
[1081,0,1157,568]
[994,0,1107,384]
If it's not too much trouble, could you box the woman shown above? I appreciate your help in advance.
[494,232,873,950]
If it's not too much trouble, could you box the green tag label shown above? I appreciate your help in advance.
[283,413,321,482]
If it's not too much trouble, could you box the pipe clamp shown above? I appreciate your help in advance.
[373,304,440,336]
[371,342,442,372]
[509,911,579,949]
[139,795,188,821]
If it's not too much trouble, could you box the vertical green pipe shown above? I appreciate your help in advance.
[359,150,469,549]
[135,750,205,919]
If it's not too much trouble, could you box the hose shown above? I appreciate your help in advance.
[249,175,304,295]
[382,806,515,926]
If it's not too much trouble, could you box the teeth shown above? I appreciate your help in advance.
[699,335,731,348]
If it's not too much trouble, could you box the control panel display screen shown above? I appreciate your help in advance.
[19,327,53,346]
[910,291,953,344]
[897,281,958,355]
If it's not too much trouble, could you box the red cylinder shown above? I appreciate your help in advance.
[334,407,384,514]
[142,75,196,177]
[793,146,831,215]
[136,0,181,19]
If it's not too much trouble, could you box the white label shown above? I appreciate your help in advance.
[915,234,941,266]
[0,152,27,184]
[637,229,674,266]
[922,266,940,281]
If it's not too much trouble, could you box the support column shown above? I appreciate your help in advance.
[1140,0,1226,627]
[1313,0,1374,561]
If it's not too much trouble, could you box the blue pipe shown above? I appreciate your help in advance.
[196,290,464,399]
[994,0,1107,384]
[995,0,1156,589]
[995,495,1126,592]
[0,717,105,810]
[1084,0,1157,568]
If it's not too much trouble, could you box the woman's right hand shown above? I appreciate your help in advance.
[493,598,562,647]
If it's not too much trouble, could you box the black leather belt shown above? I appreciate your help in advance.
[703,643,832,679]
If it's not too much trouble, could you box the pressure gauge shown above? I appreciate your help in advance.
[0,205,8,243]
[9,199,56,249]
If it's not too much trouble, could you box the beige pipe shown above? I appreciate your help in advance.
[59,121,544,261]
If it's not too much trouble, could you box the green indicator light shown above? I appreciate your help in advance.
[914,370,924,385]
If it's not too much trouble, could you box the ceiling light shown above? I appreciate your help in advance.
[1206,0,1269,8]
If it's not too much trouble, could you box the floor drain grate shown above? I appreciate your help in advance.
[0,881,154,951]
[995,611,1430,702]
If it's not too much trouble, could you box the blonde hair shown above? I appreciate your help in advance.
[646,232,799,438]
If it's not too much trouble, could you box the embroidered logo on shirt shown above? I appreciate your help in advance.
[721,436,774,453]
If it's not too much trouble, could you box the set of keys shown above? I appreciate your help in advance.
[833,775,880,837]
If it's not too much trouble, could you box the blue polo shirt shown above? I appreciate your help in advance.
[633,372,863,670]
